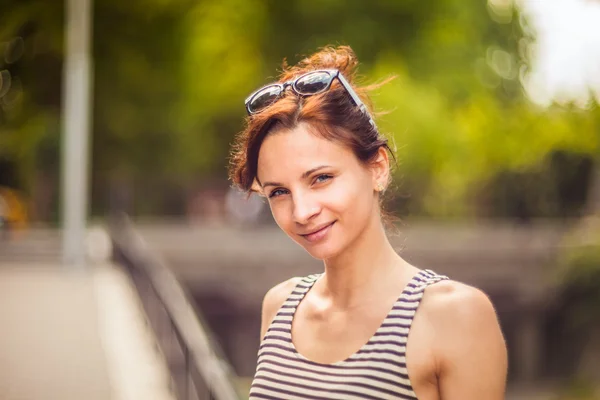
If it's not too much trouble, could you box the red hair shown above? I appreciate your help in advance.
[228,45,394,192]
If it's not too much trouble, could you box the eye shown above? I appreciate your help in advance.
[314,174,333,184]
[269,188,288,198]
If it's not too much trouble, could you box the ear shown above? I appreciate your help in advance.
[371,147,390,191]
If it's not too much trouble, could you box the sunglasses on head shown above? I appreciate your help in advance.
[244,69,375,127]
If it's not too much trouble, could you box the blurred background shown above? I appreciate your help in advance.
[0,0,599,399]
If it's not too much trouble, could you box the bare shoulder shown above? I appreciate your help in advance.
[259,277,304,340]
[418,279,503,342]
[419,278,508,396]
[262,277,304,316]
[420,279,497,322]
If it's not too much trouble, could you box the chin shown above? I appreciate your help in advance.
[299,241,344,261]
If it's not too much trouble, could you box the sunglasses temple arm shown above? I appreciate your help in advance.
[337,74,377,128]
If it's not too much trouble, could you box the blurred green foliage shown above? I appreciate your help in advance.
[556,218,600,330]
[546,216,600,391]
[0,0,597,218]
[555,377,600,400]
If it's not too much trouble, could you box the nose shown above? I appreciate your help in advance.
[292,191,320,225]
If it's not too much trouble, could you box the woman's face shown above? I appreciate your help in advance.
[257,122,384,260]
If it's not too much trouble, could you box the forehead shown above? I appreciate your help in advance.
[257,123,358,180]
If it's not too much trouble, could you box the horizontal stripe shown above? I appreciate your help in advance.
[256,356,412,385]
[380,321,412,329]
[388,307,418,314]
[373,328,409,337]
[260,342,408,368]
[256,350,411,381]
[261,340,407,361]
[266,327,289,334]
[251,382,330,400]
[252,378,411,400]
[362,340,407,350]
[255,370,415,399]
[257,363,412,391]
[355,347,407,358]
[251,383,418,400]
[270,319,291,326]
[250,269,449,400]
[257,341,290,354]
[262,334,291,343]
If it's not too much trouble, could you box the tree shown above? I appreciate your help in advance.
[0,0,597,219]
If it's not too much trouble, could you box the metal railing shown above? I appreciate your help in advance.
[109,215,241,400]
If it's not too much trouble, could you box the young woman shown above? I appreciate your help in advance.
[229,46,507,400]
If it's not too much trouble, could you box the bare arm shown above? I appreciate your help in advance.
[259,277,303,341]
[426,282,508,399]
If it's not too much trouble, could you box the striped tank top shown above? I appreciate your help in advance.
[249,269,448,400]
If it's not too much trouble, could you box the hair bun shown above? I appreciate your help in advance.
[280,45,359,83]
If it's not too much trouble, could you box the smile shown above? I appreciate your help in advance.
[300,222,335,243]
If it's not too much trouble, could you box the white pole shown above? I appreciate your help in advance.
[61,0,92,267]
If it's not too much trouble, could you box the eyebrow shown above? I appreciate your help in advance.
[261,165,332,189]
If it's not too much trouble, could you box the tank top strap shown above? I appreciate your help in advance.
[411,269,449,293]
[264,274,321,338]
[392,269,449,328]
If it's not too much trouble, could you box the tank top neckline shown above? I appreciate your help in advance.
[287,269,433,367]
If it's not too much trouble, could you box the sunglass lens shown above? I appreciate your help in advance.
[294,71,332,95]
[248,85,282,113]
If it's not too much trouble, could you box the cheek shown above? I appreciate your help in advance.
[327,176,374,218]
[268,201,293,230]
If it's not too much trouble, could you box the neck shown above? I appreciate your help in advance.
[320,212,414,309]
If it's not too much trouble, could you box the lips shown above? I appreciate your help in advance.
[300,222,335,243]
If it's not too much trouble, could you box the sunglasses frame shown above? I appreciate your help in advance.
[244,69,375,127]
